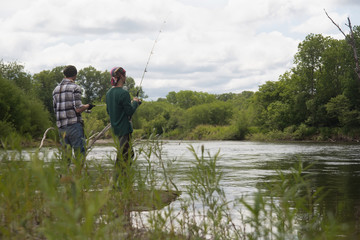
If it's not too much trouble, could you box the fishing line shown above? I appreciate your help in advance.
[82,17,169,150]
[137,18,167,97]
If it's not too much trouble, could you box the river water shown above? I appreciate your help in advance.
[88,140,360,192]
[83,140,360,233]
[30,140,360,236]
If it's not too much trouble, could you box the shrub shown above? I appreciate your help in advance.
[0,120,15,138]
[293,123,317,140]
[0,76,51,140]
[184,101,233,130]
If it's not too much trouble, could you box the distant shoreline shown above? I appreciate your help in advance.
[2,136,360,150]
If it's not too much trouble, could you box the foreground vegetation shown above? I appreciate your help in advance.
[1,26,360,145]
[1,136,358,239]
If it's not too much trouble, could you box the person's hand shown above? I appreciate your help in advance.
[88,103,95,110]
[133,97,142,105]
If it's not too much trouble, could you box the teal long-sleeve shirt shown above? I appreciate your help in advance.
[106,87,138,137]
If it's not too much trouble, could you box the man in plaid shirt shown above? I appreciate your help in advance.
[53,65,94,166]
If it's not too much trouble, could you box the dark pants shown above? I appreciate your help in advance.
[114,133,134,186]
[58,122,86,166]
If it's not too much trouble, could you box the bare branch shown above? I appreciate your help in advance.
[346,17,360,80]
[87,123,112,150]
[325,9,360,81]
[39,127,55,149]
[324,9,347,38]
[39,123,112,152]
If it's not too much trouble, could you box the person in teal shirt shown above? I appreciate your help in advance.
[106,67,141,186]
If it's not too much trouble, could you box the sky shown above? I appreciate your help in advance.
[1,0,360,100]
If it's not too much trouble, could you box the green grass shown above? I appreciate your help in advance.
[0,136,355,239]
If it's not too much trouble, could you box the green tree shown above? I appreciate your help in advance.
[278,72,309,126]
[231,91,254,108]
[183,101,233,130]
[265,101,291,130]
[175,90,201,109]
[255,81,284,108]
[77,66,103,103]
[97,70,112,102]
[251,80,287,129]
[77,67,144,103]
[325,94,360,128]
[293,34,331,97]
[124,77,136,97]
[216,92,236,102]
[32,66,64,120]
[291,34,354,127]
[134,101,175,135]
[277,33,360,128]
[0,76,51,139]
[166,91,177,105]
[166,90,216,109]
[0,60,32,93]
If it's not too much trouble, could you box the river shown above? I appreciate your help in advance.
[28,140,360,237]
[88,140,360,192]
[82,140,360,234]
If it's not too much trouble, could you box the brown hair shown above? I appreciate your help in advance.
[63,65,77,78]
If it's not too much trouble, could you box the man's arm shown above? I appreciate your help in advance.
[75,104,90,113]
[73,84,91,113]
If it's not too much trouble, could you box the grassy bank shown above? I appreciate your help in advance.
[1,135,357,239]
[134,125,360,142]
[2,124,360,152]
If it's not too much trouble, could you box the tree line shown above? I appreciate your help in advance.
[1,27,360,143]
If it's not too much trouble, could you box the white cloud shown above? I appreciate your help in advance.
[1,0,359,100]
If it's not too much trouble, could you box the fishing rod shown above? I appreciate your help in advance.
[85,20,166,111]
[136,19,166,98]
[86,19,167,149]
[41,22,169,150]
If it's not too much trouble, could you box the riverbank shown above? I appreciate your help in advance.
[2,131,360,150]
[43,140,360,238]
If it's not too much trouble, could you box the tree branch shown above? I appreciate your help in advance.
[346,17,360,79]
[39,127,55,149]
[324,9,347,38]
[86,123,112,150]
[39,123,112,152]
[324,9,360,82]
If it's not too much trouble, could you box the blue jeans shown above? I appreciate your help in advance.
[58,122,86,157]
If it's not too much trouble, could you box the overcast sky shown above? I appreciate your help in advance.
[1,0,360,100]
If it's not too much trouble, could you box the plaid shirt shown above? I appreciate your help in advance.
[52,79,84,128]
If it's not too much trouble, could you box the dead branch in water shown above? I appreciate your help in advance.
[39,127,55,149]
[87,123,112,150]
[39,123,112,151]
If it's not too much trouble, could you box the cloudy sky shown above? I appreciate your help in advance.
[1,0,360,100]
